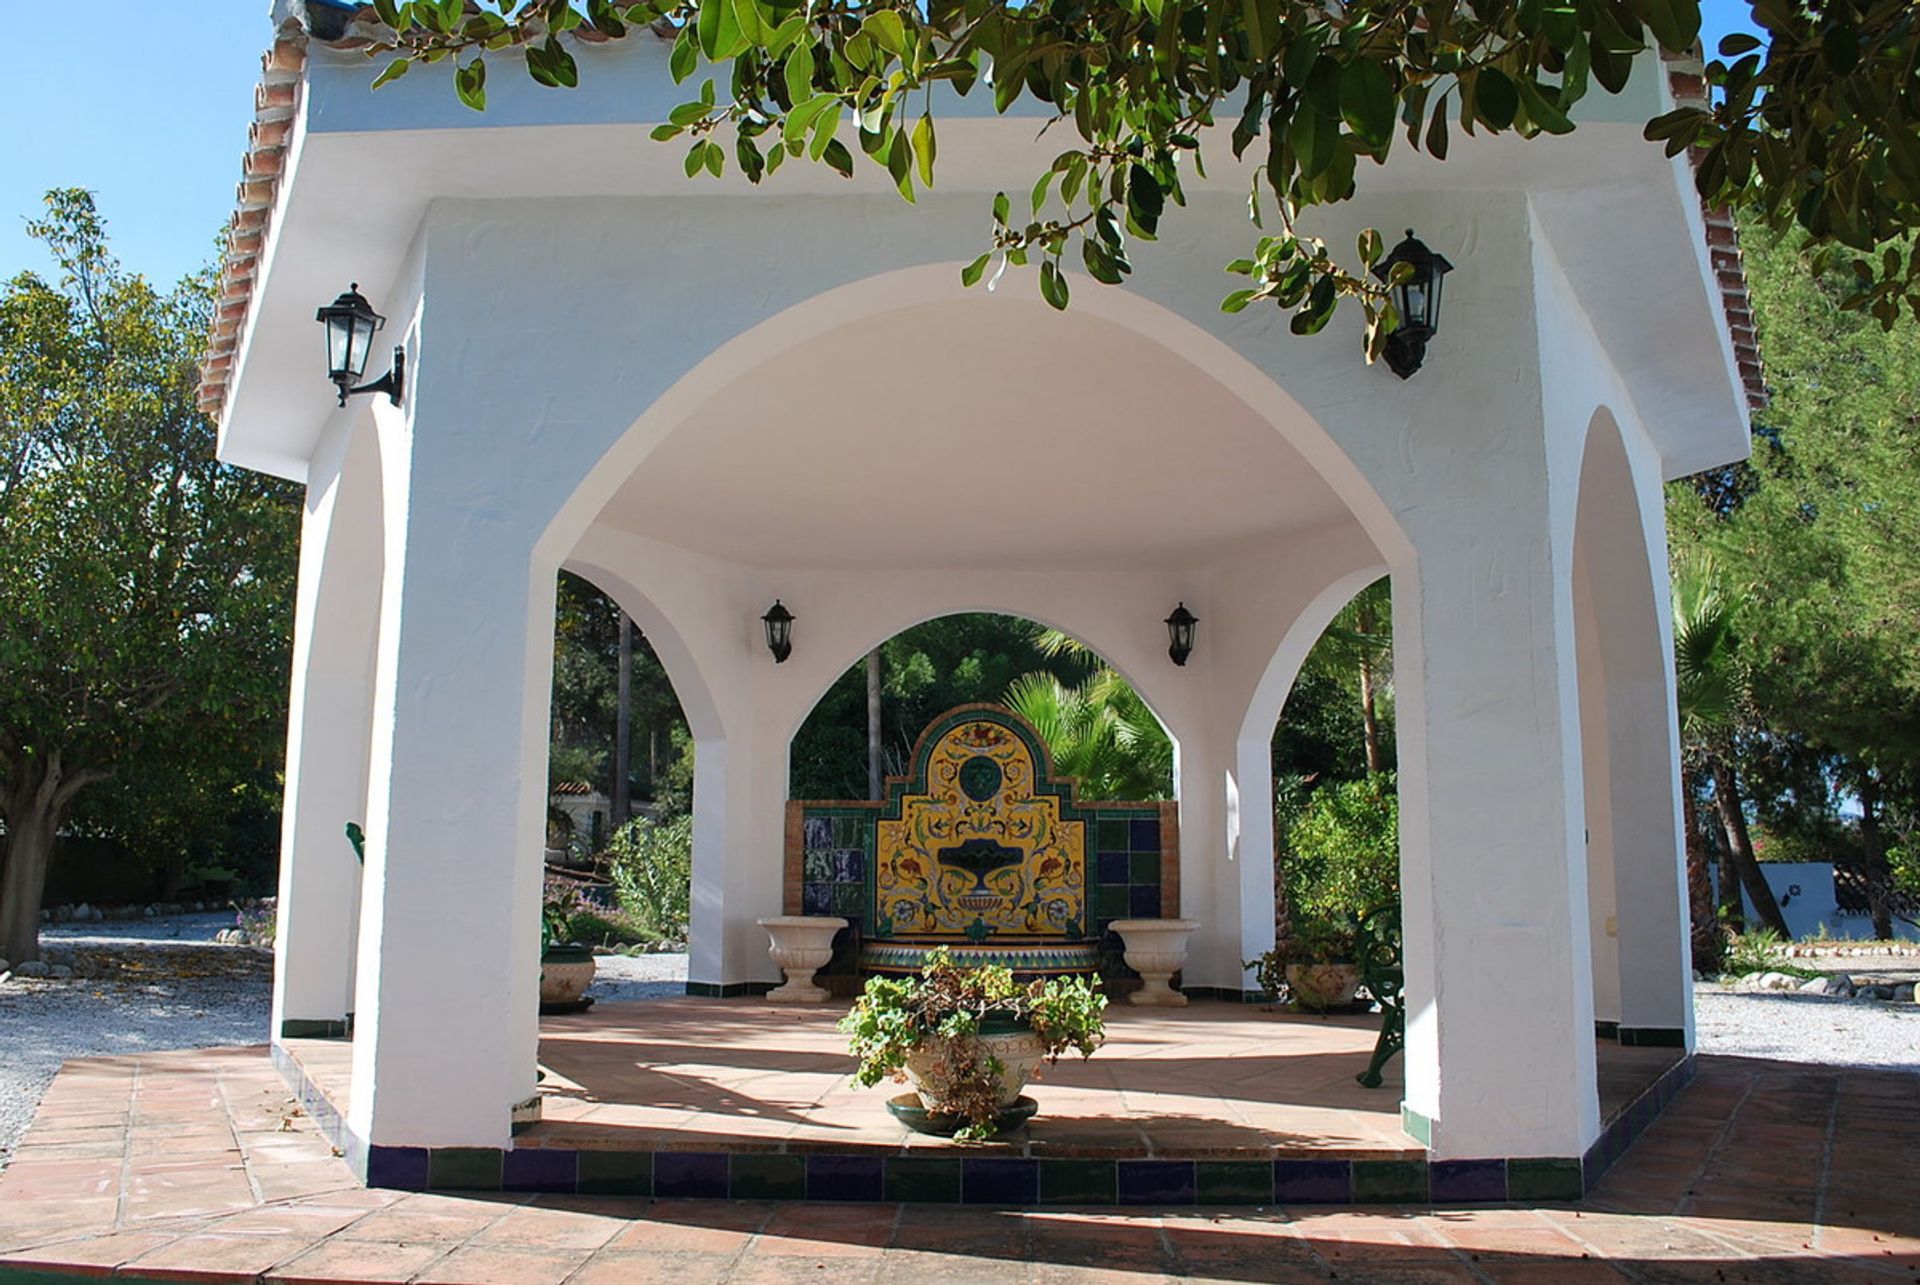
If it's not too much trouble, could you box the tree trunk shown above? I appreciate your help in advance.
[614,611,632,828]
[866,649,883,802]
[1356,600,1383,775]
[1858,768,1894,941]
[1708,754,1790,937]
[1681,776,1722,971]
[1,752,93,965]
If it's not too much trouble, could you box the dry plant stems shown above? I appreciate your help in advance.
[840,946,1106,1140]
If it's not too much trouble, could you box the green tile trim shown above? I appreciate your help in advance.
[684,981,776,998]
[730,1153,807,1200]
[1618,1026,1687,1048]
[1353,1158,1429,1204]
[1195,1160,1273,1205]
[578,1149,653,1196]
[1039,1158,1117,1205]
[428,1146,503,1191]
[884,1156,962,1203]
[1400,1104,1433,1147]
[1506,1158,1584,1202]
[279,1018,348,1039]
[1128,852,1161,883]
[1594,1020,1620,1040]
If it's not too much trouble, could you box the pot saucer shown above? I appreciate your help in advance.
[886,1092,1038,1138]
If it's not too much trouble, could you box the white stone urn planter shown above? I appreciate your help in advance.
[757,915,847,1003]
[1110,918,1200,1005]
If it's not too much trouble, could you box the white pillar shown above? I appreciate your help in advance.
[689,730,789,990]
[1575,556,1622,1027]
[345,422,551,1150]
[272,421,380,1041]
[1394,498,1600,1161]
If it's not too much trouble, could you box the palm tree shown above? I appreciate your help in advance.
[1672,552,1789,945]
[1004,666,1172,801]
[1297,580,1394,774]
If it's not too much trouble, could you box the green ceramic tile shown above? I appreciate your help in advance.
[805,851,835,883]
[428,1147,502,1191]
[1096,885,1131,919]
[1352,1159,1429,1204]
[1195,1161,1273,1205]
[1129,852,1160,883]
[1400,1105,1433,1146]
[1039,1159,1116,1205]
[885,1156,962,1203]
[578,1150,652,1196]
[730,1154,806,1200]
[833,881,865,915]
[1097,817,1130,852]
[1507,1158,1584,1202]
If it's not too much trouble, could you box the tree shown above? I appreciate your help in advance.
[1669,550,1789,944]
[1294,579,1394,775]
[1004,668,1172,800]
[355,0,1920,343]
[1670,216,1920,938]
[0,191,300,964]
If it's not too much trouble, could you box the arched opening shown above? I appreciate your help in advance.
[1572,410,1692,1043]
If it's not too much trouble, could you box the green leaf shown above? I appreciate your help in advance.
[1039,259,1070,310]
[703,139,724,177]
[685,140,707,177]
[669,26,698,82]
[1424,94,1449,160]
[821,136,854,178]
[1357,229,1382,267]
[729,0,768,48]
[862,10,909,57]
[454,58,487,112]
[783,93,834,148]
[650,123,684,141]
[370,57,412,89]
[1221,288,1257,313]
[992,192,1011,225]
[960,253,991,287]
[696,0,723,59]
[911,114,936,188]
[808,102,842,161]
[784,42,814,106]
[1473,68,1518,131]
[1338,59,1395,151]
[887,129,915,202]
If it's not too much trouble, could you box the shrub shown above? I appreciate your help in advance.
[605,814,692,942]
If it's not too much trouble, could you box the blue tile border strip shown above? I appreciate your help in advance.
[270,1042,1696,1207]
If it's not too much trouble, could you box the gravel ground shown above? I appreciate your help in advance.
[2,916,1913,1171]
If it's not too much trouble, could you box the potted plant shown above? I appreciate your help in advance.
[1247,912,1365,1011]
[840,947,1106,1140]
[539,873,596,1007]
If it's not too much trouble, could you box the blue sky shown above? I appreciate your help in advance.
[0,2,1764,285]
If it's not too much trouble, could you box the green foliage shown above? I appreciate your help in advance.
[839,946,1106,1140]
[548,571,689,807]
[1719,927,1818,979]
[1004,668,1171,801]
[362,0,1920,371]
[0,190,298,961]
[604,813,692,941]
[1266,774,1398,967]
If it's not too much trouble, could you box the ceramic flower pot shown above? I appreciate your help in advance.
[901,1016,1049,1114]
[1109,917,1201,1005]
[1286,961,1362,1010]
[756,915,847,1003]
[539,943,596,1006]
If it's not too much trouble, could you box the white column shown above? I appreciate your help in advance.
[272,422,380,1041]
[1575,557,1622,1027]
[1394,499,1600,1161]
[689,730,789,990]
[346,427,552,1150]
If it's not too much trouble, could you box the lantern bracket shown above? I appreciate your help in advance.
[336,346,405,408]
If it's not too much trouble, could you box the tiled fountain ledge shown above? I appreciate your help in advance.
[3,1047,1916,1283]
[269,998,1690,1205]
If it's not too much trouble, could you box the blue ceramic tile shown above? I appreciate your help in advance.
[835,850,866,881]
[1128,885,1162,918]
[1273,1159,1351,1204]
[1097,852,1131,885]
[807,1154,884,1202]
[802,883,833,915]
[1118,1160,1195,1205]
[365,1145,429,1191]
[654,1151,729,1200]
[962,1157,1038,1205]
[1430,1159,1506,1203]
[1130,817,1160,850]
[805,817,832,848]
[503,1148,579,1193]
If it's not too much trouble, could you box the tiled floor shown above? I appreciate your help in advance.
[286,998,1677,1160]
[2,1043,1915,1281]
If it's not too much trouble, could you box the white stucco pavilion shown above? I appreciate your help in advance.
[207,6,1754,1173]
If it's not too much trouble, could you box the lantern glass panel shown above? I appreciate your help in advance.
[325,314,354,377]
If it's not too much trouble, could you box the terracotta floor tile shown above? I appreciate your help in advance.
[122,1233,317,1281]
[414,1243,593,1284]
[267,1237,456,1284]
[467,1203,627,1251]
[566,1248,742,1284]
[0,1229,181,1275]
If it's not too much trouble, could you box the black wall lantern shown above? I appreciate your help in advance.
[1372,230,1453,380]
[761,599,794,664]
[1164,603,1198,667]
[316,284,405,407]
